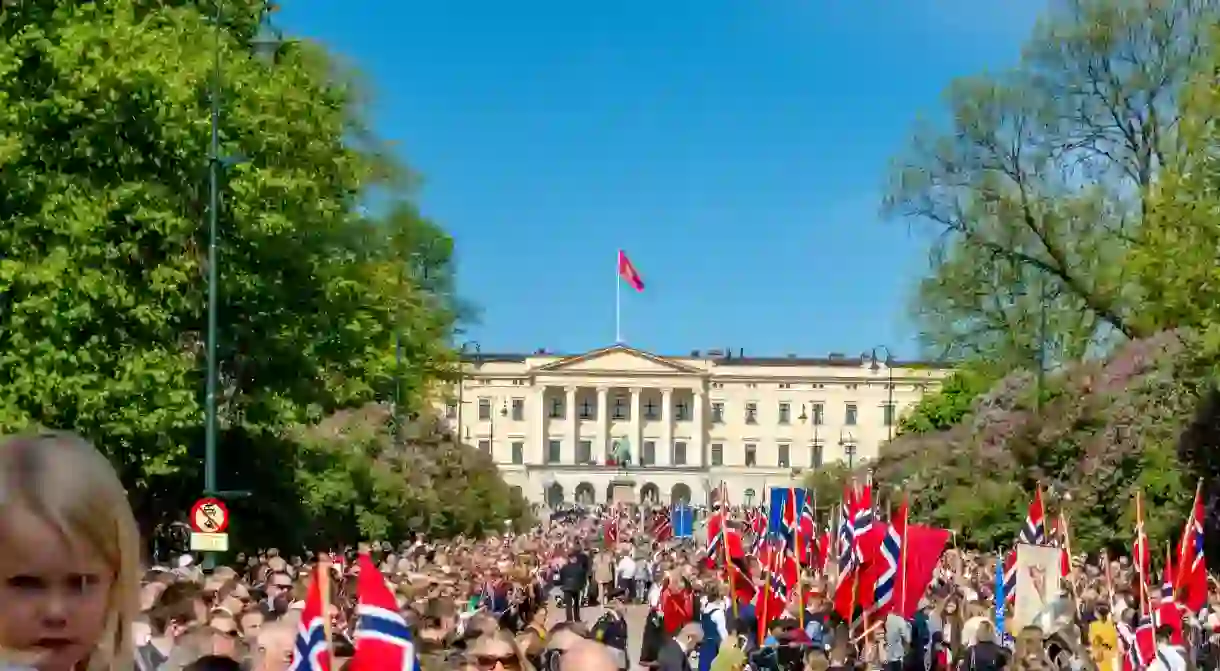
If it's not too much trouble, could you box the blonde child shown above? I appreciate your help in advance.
[0,432,141,671]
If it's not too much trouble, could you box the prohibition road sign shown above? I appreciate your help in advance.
[190,498,230,534]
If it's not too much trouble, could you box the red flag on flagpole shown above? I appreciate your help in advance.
[618,250,644,291]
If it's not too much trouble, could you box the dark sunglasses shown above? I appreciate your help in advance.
[474,654,520,670]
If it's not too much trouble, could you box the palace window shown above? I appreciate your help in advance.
[612,396,629,420]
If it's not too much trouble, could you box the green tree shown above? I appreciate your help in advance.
[0,0,519,542]
[897,366,1001,435]
[886,0,1212,363]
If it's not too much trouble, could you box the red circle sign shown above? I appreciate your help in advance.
[190,498,230,534]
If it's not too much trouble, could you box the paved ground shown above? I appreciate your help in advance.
[546,597,652,668]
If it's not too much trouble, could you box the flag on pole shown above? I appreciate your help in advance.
[618,250,644,291]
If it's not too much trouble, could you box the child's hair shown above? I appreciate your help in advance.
[0,431,141,671]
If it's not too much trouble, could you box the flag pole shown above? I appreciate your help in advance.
[794,488,806,629]
[615,251,622,344]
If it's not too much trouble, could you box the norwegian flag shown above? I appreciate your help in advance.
[650,508,673,542]
[836,485,857,577]
[605,506,621,545]
[289,568,332,671]
[798,492,817,569]
[1002,488,1046,602]
[852,481,875,562]
[705,509,746,569]
[1132,495,1152,605]
[1049,513,1071,578]
[351,553,417,671]
[1156,549,1186,646]
[1117,615,1156,671]
[867,495,907,619]
[1175,485,1208,612]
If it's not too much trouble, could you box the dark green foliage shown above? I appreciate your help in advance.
[873,330,1217,553]
[0,0,526,544]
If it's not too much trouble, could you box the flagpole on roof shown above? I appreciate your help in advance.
[615,250,622,344]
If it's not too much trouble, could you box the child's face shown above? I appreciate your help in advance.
[0,505,113,671]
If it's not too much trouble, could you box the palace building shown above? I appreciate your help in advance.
[437,344,951,506]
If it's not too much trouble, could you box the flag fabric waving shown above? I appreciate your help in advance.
[1003,488,1046,601]
[868,496,907,618]
[1175,484,1207,612]
[289,568,332,671]
[617,250,644,291]
[351,553,417,671]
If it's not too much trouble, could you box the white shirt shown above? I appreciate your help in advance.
[616,556,637,579]
[648,583,663,609]
[1149,645,1187,671]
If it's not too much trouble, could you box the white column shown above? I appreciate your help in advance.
[596,386,610,461]
[565,386,578,462]
[692,390,705,468]
[660,387,673,466]
[630,387,643,466]
[533,386,548,465]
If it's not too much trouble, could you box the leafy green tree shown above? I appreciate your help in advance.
[875,331,1206,552]
[886,0,1212,362]
[0,0,521,541]
[898,366,1001,435]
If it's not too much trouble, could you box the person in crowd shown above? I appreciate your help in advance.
[885,607,912,671]
[469,629,532,671]
[697,583,729,671]
[594,550,614,607]
[559,554,586,623]
[1150,624,1188,671]
[656,622,702,671]
[591,593,630,670]
[251,620,294,671]
[0,432,142,671]
[960,621,1008,671]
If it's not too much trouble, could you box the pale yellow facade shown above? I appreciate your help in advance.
[437,344,950,506]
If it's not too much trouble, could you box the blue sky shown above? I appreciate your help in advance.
[277,0,1043,359]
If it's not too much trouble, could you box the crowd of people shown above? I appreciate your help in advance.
[3,430,1220,671]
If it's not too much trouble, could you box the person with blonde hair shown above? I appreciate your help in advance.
[0,432,141,671]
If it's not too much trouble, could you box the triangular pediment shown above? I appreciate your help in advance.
[535,345,702,375]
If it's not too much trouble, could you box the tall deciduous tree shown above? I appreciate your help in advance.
[886,0,1211,364]
[0,0,503,537]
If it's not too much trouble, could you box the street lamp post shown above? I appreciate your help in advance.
[840,429,856,470]
[868,346,895,442]
[489,400,506,456]
[201,2,279,570]
[456,342,480,445]
[799,403,822,469]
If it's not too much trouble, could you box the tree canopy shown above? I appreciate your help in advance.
[879,0,1220,559]
[0,0,527,547]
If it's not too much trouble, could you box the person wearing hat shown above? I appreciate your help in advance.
[592,590,630,670]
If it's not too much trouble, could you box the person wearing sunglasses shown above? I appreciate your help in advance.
[469,630,530,671]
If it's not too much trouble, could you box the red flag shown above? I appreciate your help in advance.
[289,568,332,671]
[1175,484,1207,612]
[351,554,416,671]
[617,250,644,291]
[660,583,694,635]
[893,524,951,619]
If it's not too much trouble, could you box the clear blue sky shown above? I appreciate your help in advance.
[276,0,1043,359]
